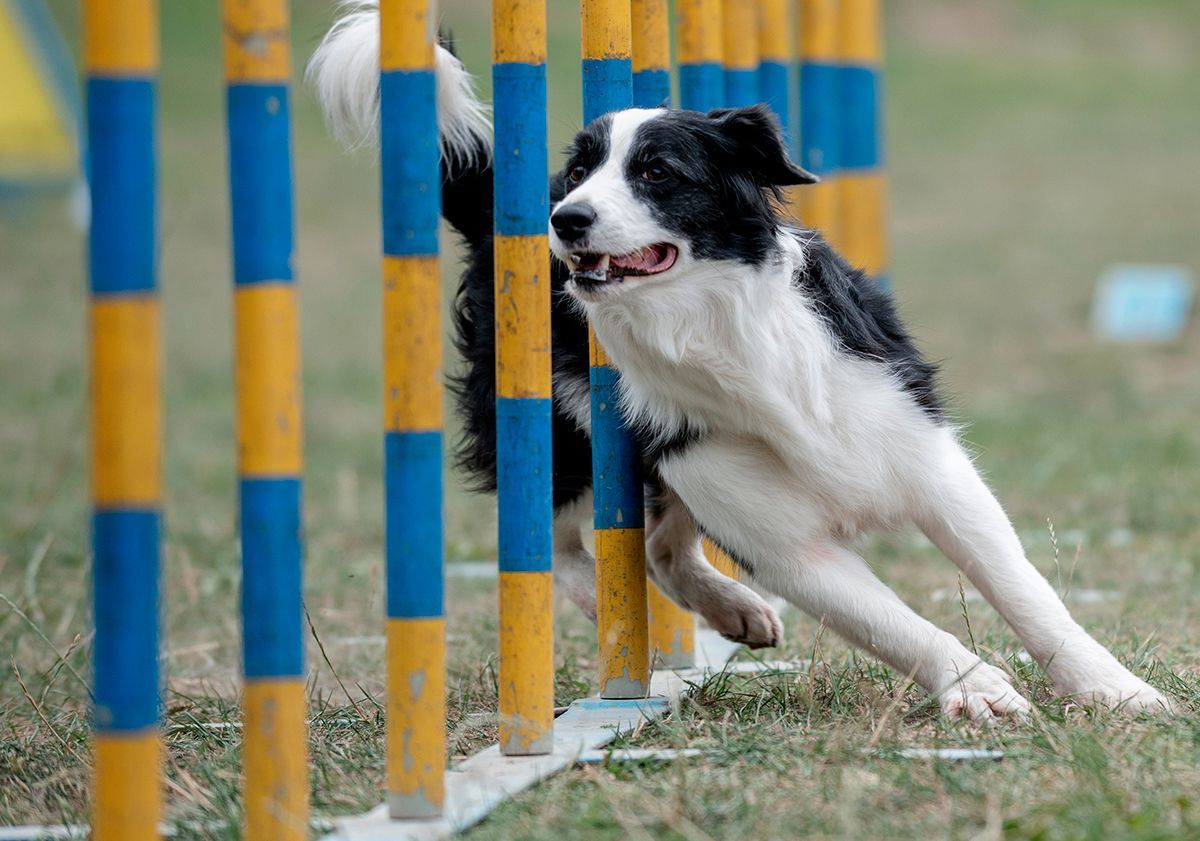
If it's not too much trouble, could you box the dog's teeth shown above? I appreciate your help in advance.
[568,254,581,267]
[598,255,611,271]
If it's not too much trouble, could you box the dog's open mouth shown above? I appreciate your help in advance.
[568,244,678,287]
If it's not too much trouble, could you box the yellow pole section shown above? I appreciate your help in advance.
[493,0,556,755]
[703,538,741,579]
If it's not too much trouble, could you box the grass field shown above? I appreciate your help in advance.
[2,0,1199,837]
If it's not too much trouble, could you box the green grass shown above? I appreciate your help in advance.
[2,0,1199,837]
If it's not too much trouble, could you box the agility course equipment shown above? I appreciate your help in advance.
[632,0,697,671]
[723,0,758,106]
[676,0,722,112]
[581,0,652,701]
[222,0,309,837]
[797,0,889,287]
[798,0,840,239]
[76,1,894,838]
[758,0,791,145]
[378,0,448,819]
[493,0,556,756]
[0,0,80,189]
[838,0,889,289]
[85,1,162,838]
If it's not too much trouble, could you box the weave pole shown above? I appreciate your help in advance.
[797,0,841,241]
[221,1,309,837]
[677,0,723,112]
[379,0,446,818]
[676,0,740,582]
[838,0,888,289]
[632,0,696,671]
[722,0,757,106]
[581,0,650,700]
[758,0,791,144]
[493,0,555,756]
[85,1,162,838]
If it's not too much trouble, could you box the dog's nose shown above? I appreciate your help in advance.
[550,203,596,243]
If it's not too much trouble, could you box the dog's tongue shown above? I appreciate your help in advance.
[612,245,668,272]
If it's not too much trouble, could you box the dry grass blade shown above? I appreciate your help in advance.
[304,601,368,722]
[0,591,91,698]
[11,656,83,762]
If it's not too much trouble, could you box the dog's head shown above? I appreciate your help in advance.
[550,105,816,302]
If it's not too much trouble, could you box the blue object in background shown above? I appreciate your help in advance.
[1091,264,1194,342]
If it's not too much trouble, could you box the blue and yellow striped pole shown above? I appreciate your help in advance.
[677,0,724,112]
[581,0,650,699]
[493,0,555,756]
[631,0,669,107]
[85,1,161,838]
[221,2,308,838]
[379,0,446,818]
[758,0,791,145]
[633,0,696,671]
[722,0,758,107]
[678,0,741,582]
[797,0,841,241]
[838,0,888,289]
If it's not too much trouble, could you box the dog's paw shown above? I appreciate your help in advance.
[937,662,1031,721]
[1057,676,1173,714]
[702,586,783,649]
[1049,651,1173,714]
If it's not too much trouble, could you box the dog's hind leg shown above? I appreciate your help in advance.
[645,487,783,649]
[552,490,599,621]
[915,437,1171,712]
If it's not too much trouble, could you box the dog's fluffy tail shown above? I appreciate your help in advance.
[307,1,494,245]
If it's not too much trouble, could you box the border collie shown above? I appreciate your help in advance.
[309,3,1169,717]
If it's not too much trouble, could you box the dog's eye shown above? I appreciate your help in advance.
[641,165,668,183]
[567,165,588,184]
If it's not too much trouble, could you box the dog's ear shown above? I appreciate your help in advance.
[708,105,819,187]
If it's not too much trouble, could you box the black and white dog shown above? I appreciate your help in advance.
[310,3,1169,717]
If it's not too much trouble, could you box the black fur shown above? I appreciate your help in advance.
[791,232,944,420]
[444,141,595,511]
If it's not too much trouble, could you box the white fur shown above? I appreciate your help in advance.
[306,1,492,165]
[552,367,592,433]
[550,121,1171,717]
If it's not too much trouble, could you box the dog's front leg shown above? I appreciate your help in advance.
[915,439,1171,712]
[645,486,783,649]
[658,436,1028,718]
[760,539,1031,719]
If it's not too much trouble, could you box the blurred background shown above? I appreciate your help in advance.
[1,0,1198,835]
